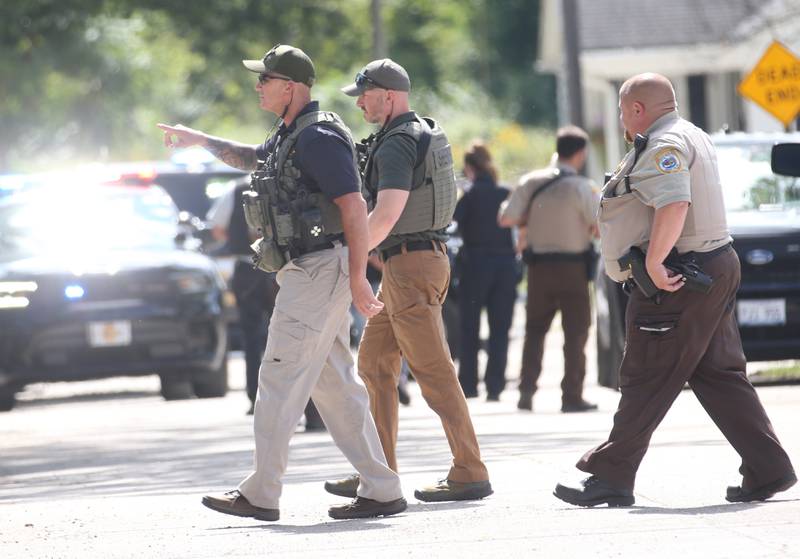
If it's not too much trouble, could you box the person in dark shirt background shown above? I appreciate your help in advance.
[454,141,518,401]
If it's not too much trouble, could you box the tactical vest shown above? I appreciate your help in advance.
[243,111,358,272]
[362,116,457,235]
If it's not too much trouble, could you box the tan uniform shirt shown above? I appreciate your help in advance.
[599,111,732,281]
[500,162,598,254]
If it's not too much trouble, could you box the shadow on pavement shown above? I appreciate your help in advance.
[0,427,601,503]
[628,502,763,515]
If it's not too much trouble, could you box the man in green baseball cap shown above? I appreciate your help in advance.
[242,44,316,87]
[157,45,407,522]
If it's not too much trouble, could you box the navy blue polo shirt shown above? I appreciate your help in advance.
[454,174,514,253]
[255,101,359,201]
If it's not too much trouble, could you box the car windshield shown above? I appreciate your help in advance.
[0,184,179,263]
[716,143,800,211]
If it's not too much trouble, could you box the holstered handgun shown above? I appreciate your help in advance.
[618,247,660,299]
[664,249,714,294]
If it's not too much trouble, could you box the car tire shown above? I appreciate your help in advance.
[596,275,627,389]
[191,357,229,399]
[192,357,228,398]
[159,372,195,401]
[0,388,16,412]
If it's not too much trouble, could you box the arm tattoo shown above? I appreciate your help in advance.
[204,136,258,171]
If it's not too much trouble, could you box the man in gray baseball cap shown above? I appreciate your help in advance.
[341,58,410,96]
[325,59,494,504]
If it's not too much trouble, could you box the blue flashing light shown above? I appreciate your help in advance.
[64,285,85,299]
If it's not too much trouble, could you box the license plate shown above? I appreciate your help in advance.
[737,299,786,326]
[87,320,132,347]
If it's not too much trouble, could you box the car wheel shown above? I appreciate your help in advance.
[0,388,16,412]
[596,275,626,389]
[159,372,195,401]
[192,357,229,398]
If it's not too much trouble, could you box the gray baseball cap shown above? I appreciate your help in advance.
[341,58,410,96]
[242,44,316,87]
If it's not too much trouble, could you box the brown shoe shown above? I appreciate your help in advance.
[328,496,407,519]
[202,490,279,521]
[414,479,493,502]
[323,474,359,498]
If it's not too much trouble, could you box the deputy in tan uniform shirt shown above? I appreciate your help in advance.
[553,73,795,508]
[499,125,599,413]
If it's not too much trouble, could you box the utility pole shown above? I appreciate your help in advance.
[371,0,387,59]
[562,0,584,128]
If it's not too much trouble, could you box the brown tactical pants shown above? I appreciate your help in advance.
[519,261,591,404]
[578,247,795,491]
[358,246,490,483]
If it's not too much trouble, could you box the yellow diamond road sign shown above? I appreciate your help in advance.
[738,41,800,126]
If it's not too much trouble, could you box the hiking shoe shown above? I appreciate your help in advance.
[726,472,797,502]
[324,474,359,498]
[202,490,279,521]
[328,496,407,519]
[414,479,493,502]
[553,476,635,507]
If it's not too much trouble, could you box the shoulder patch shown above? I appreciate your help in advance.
[655,148,682,174]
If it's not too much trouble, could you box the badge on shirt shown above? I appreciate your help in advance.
[655,148,682,174]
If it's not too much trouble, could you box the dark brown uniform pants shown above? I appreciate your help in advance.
[578,247,794,491]
[520,261,591,405]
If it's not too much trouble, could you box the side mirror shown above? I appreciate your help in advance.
[771,143,800,177]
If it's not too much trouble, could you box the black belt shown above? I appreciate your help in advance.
[288,236,346,259]
[380,240,446,262]
[680,243,732,265]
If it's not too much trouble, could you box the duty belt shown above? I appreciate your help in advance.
[679,243,732,265]
[287,236,346,260]
[380,240,446,262]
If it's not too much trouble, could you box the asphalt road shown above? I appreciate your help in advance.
[2,314,799,559]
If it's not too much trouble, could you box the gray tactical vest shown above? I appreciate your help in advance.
[244,111,358,264]
[363,116,457,235]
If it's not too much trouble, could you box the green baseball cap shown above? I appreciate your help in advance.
[341,58,411,96]
[243,44,316,87]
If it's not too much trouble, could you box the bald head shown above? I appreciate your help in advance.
[618,73,677,140]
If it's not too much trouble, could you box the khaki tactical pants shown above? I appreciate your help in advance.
[578,247,794,491]
[358,246,489,483]
[238,246,402,509]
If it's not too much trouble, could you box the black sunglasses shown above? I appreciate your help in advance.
[355,72,389,90]
[258,73,291,85]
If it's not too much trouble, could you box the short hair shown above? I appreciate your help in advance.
[556,125,589,159]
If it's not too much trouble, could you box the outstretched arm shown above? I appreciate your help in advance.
[156,123,259,171]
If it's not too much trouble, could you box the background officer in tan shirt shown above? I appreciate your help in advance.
[554,73,795,507]
[499,126,599,413]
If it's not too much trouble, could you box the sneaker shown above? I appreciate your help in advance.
[328,496,407,519]
[414,479,493,502]
[201,490,279,521]
[324,474,359,498]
